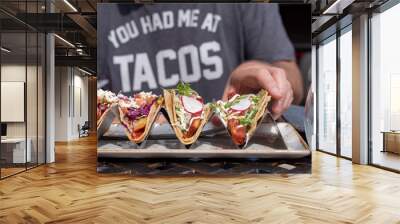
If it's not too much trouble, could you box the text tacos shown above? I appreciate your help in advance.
[214,89,271,148]
[163,82,212,145]
[118,92,163,143]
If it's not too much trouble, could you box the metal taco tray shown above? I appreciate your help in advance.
[97,121,310,159]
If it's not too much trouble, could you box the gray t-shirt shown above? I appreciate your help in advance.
[98,3,295,102]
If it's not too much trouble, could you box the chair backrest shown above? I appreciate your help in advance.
[82,121,90,129]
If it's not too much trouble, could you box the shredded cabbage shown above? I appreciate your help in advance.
[126,99,156,121]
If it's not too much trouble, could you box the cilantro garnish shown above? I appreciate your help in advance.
[224,101,234,109]
[248,108,258,119]
[224,95,254,109]
[209,102,217,111]
[239,117,252,126]
[252,95,260,104]
[176,82,193,96]
[224,97,241,109]
[239,108,258,127]
[237,95,248,100]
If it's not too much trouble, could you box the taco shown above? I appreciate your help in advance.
[118,92,163,143]
[97,89,118,127]
[163,82,212,145]
[214,89,271,148]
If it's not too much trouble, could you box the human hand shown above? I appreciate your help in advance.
[222,61,294,120]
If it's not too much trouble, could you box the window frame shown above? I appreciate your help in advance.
[315,19,353,160]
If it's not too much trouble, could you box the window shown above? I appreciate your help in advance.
[370,2,400,171]
[0,1,47,179]
[339,28,352,158]
[317,36,337,154]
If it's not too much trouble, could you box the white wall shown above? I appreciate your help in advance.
[71,73,89,138]
[55,67,69,141]
[54,67,89,141]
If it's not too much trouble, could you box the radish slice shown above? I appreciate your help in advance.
[181,95,203,114]
[231,97,251,111]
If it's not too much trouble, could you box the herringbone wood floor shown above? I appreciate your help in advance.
[1,136,400,224]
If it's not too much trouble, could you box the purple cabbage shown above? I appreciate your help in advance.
[126,99,156,121]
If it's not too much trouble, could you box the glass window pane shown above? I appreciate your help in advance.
[371,3,400,171]
[27,31,38,169]
[26,0,40,169]
[318,37,337,154]
[339,29,352,158]
[1,31,27,177]
[0,0,46,179]
[38,33,45,165]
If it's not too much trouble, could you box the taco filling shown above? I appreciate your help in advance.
[118,92,162,141]
[164,82,211,145]
[97,89,118,122]
[215,90,269,146]
[173,82,205,138]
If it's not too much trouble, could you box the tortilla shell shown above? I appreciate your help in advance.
[223,89,271,148]
[97,104,118,139]
[97,105,112,128]
[246,89,271,137]
[118,97,163,144]
[163,89,212,145]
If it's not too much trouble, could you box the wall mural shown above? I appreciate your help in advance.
[96,3,312,175]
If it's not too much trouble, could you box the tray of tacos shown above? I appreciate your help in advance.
[97,83,311,159]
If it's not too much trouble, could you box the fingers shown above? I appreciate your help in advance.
[283,89,294,109]
[269,67,293,119]
[221,63,294,120]
[222,62,285,102]
[271,94,292,120]
[222,85,237,101]
[270,100,282,120]
[254,69,282,99]
[269,67,289,97]
[272,89,293,116]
